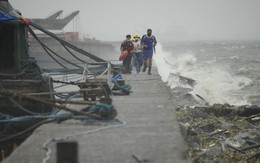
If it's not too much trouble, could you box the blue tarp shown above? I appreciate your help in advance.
[0,10,16,21]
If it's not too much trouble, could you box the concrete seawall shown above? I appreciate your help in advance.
[3,67,189,163]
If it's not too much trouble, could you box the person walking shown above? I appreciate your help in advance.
[140,29,157,75]
[120,34,134,74]
[132,33,143,73]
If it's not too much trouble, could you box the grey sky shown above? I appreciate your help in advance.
[12,0,260,41]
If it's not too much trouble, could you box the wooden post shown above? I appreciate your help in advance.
[57,141,78,163]
[107,62,112,87]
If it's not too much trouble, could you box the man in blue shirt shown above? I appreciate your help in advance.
[140,29,157,75]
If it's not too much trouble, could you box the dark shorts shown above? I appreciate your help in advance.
[142,50,153,59]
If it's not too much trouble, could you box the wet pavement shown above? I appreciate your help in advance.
[3,67,189,163]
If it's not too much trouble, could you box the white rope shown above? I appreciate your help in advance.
[41,120,126,163]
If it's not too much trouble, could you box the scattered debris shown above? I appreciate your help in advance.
[176,104,260,162]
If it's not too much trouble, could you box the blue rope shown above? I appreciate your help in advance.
[83,102,115,118]
[0,113,14,131]
[6,97,58,116]
[112,73,123,80]
[0,113,73,123]
[0,113,14,120]
[112,79,132,94]
[0,113,73,130]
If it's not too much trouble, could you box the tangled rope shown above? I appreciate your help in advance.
[81,102,117,119]
[112,79,132,95]
[0,113,72,131]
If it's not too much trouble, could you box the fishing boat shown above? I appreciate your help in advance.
[0,12,59,161]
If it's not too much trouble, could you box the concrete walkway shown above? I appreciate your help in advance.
[3,68,189,163]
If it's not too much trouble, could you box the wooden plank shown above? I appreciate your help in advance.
[0,80,41,88]
[0,80,42,84]
[1,90,39,93]
[51,99,96,105]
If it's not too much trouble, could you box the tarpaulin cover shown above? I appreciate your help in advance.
[0,10,16,21]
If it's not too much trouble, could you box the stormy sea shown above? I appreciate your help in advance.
[154,40,260,107]
[153,40,260,162]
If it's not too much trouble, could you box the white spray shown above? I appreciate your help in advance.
[154,43,251,105]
